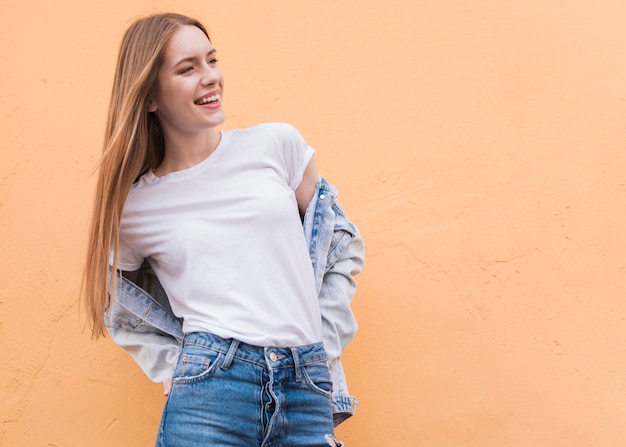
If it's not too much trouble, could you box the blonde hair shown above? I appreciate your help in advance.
[82,13,210,338]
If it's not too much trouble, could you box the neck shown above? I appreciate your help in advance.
[155,129,222,177]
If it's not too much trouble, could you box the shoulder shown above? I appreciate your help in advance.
[241,122,305,144]
[228,123,310,161]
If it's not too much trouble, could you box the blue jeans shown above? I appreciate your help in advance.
[156,332,342,447]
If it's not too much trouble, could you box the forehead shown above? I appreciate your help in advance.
[163,25,213,64]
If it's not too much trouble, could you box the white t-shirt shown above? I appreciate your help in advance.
[115,123,321,347]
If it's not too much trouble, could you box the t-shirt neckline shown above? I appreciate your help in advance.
[144,130,230,183]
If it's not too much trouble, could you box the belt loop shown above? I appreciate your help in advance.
[290,347,302,382]
[221,339,240,370]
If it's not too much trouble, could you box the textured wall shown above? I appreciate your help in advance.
[2,1,626,445]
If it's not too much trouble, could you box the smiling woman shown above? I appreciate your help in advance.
[81,12,363,447]
[147,25,225,176]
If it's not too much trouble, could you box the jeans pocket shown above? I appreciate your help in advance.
[172,346,222,384]
[301,361,333,398]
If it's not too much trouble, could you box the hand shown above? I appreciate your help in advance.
[163,378,173,396]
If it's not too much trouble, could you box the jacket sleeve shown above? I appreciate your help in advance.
[318,211,365,364]
[105,266,183,383]
[106,324,180,383]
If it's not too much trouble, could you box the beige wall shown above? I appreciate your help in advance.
[2,1,626,445]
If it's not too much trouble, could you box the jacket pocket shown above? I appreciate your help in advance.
[107,305,144,330]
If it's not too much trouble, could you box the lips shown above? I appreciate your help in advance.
[194,93,220,105]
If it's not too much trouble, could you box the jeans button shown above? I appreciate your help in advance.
[269,352,277,362]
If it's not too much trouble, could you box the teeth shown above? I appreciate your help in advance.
[196,94,220,105]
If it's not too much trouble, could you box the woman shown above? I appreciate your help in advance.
[82,12,363,447]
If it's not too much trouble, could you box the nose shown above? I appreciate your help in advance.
[200,62,220,87]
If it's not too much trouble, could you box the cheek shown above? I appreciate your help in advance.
[159,81,191,105]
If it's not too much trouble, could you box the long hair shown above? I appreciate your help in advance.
[82,13,210,338]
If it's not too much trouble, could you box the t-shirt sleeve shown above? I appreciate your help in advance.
[109,233,144,271]
[269,123,315,191]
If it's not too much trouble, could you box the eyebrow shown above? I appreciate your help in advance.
[172,49,217,68]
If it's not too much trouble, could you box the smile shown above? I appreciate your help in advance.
[195,94,220,105]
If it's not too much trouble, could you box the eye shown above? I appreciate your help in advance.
[179,66,194,74]
[208,58,218,66]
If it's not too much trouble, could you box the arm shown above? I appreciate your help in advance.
[318,219,364,362]
[106,267,183,393]
[106,323,180,384]
[295,159,320,217]
[306,180,365,425]
[121,268,140,284]
[320,217,364,425]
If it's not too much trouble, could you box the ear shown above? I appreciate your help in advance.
[147,100,158,112]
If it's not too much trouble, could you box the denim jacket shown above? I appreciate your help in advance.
[105,177,365,426]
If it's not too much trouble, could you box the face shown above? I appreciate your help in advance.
[149,25,225,137]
